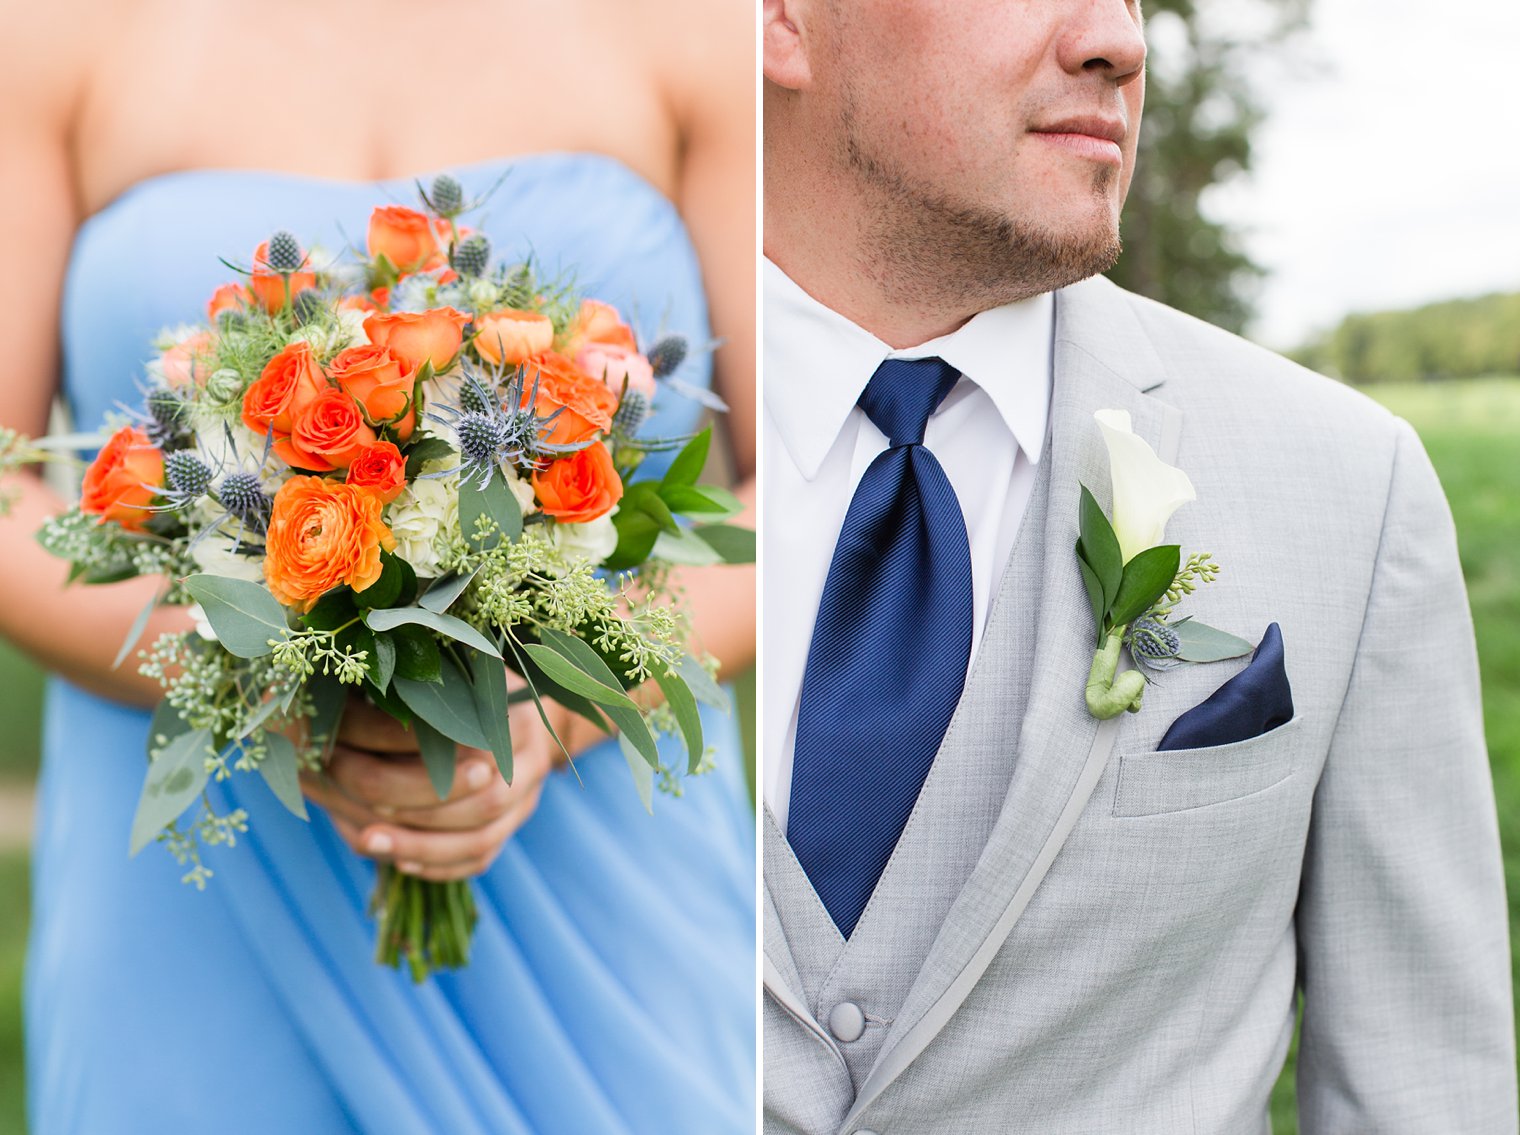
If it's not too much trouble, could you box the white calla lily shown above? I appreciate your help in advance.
[1094,408,1196,562]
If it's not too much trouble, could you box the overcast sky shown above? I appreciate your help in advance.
[1195,0,1520,349]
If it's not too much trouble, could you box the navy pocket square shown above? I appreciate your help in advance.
[1157,622,1294,752]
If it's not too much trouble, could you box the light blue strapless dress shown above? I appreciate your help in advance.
[26,155,755,1134]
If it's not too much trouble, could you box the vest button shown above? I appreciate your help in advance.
[828,1000,866,1042]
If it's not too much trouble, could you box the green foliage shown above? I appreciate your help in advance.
[1108,0,1310,333]
[1292,292,1520,384]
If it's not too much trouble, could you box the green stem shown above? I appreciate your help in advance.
[1085,627,1146,719]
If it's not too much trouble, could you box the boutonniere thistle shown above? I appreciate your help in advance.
[1077,409,1252,720]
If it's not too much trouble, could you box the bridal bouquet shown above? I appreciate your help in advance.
[35,175,751,980]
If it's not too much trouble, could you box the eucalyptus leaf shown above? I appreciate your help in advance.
[617,734,655,814]
[536,629,660,769]
[113,584,165,671]
[468,649,514,784]
[237,693,286,741]
[1174,619,1257,663]
[1076,485,1122,616]
[654,666,704,774]
[129,727,211,855]
[660,427,712,490]
[365,606,501,659]
[395,653,489,749]
[459,466,523,549]
[412,716,458,800]
[676,655,730,714]
[257,731,308,820]
[146,698,194,755]
[1109,544,1181,629]
[183,575,289,659]
[520,644,639,710]
[419,566,481,614]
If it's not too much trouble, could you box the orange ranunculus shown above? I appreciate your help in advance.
[474,308,554,367]
[161,330,216,389]
[362,306,469,373]
[576,342,656,400]
[368,206,439,273]
[345,441,407,504]
[274,389,377,472]
[531,442,623,524]
[264,476,397,611]
[80,426,164,532]
[565,299,637,355]
[248,240,317,313]
[520,352,619,445]
[329,344,418,439]
[206,282,251,322]
[241,340,329,437]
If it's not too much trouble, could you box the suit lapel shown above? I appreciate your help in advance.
[843,277,1184,1126]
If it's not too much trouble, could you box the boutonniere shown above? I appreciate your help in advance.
[1076,409,1252,720]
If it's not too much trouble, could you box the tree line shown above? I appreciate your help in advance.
[1290,292,1520,384]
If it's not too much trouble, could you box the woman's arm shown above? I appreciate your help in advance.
[0,6,192,707]
[660,0,757,678]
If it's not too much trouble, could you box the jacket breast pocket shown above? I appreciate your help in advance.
[1111,714,1307,818]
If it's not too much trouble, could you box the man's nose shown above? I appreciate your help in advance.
[1058,0,1147,85]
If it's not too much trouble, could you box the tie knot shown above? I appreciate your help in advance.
[858,357,961,446]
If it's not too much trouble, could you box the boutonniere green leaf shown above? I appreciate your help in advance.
[1077,410,1253,720]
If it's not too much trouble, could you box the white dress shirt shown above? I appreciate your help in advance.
[763,258,1055,827]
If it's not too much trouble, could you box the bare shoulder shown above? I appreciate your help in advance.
[0,0,116,124]
[634,0,753,126]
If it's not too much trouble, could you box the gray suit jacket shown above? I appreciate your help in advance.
[763,276,1517,1134]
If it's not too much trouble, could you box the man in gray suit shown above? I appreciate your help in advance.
[761,0,1517,1132]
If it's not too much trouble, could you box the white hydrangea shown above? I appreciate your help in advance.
[386,469,460,579]
[550,511,617,564]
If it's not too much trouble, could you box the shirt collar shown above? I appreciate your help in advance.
[764,257,1053,480]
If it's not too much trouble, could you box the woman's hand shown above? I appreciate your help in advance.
[301,690,576,882]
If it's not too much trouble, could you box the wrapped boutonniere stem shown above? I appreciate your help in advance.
[1077,410,1252,720]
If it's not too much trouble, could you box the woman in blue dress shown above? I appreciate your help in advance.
[1,3,755,1131]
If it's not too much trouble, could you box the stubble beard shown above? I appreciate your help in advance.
[840,95,1123,314]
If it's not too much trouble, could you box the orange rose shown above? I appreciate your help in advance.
[80,426,164,532]
[474,308,554,367]
[241,341,329,437]
[329,344,417,439]
[363,307,470,373]
[532,442,623,524]
[520,352,618,445]
[368,206,439,273]
[248,240,317,313]
[274,389,377,472]
[345,441,407,504]
[565,299,637,354]
[161,330,216,389]
[264,476,397,611]
[346,440,410,504]
[206,282,251,322]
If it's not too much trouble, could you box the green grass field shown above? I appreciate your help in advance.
[0,379,1515,1133]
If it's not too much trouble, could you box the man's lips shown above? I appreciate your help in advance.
[1029,117,1126,162]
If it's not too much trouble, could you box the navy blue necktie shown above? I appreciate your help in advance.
[788,357,973,938]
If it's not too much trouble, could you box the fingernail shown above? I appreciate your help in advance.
[373,805,396,818]
[467,763,492,790]
[398,861,423,874]
[366,832,393,855]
